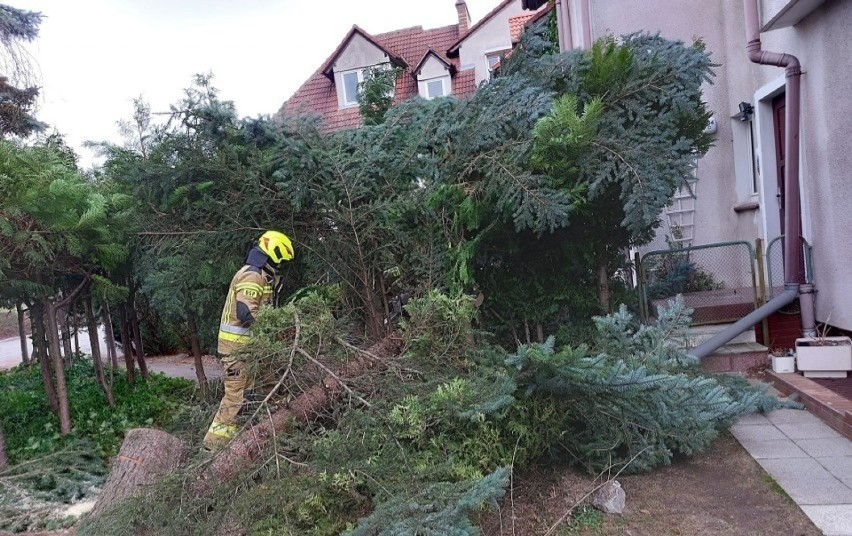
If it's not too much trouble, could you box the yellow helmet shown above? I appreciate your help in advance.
[258,230,294,264]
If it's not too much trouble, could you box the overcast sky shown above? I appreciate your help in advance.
[10,0,499,168]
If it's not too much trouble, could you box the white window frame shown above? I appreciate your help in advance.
[485,49,510,79]
[341,69,364,107]
[425,78,446,100]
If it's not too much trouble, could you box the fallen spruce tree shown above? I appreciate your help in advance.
[73,291,791,536]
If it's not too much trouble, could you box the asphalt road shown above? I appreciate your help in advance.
[0,327,109,370]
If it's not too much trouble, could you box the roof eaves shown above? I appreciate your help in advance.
[320,24,408,79]
[411,48,455,78]
[446,0,516,57]
[525,2,553,27]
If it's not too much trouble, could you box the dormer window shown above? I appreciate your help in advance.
[414,49,455,101]
[426,79,445,99]
[486,50,509,80]
[342,69,364,107]
[324,27,408,111]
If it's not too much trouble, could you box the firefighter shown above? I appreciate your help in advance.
[203,230,294,452]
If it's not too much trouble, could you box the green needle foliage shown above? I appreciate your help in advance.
[0,362,197,533]
[79,293,788,535]
[42,15,752,536]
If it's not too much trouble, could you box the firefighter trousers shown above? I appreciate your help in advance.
[203,357,252,452]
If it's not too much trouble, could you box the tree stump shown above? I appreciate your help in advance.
[86,428,190,519]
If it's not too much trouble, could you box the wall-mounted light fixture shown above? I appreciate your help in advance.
[738,101,754,122]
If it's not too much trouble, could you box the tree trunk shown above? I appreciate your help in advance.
[90,335,402,509]
[187,312,208,397]
[43,299,72,434]
[597,262,611,313]
[364,290,386,342]
[85,294,114,407]
[128,304,149,379]
[0,421,7,470]
[16,302,29,366]
[61,304,74,369]
[73,299,80,357]
[87,428,190,519]
[118,304,136,384]
[202,334,403,486]
[102,301,119,370]
[31,302,59,413]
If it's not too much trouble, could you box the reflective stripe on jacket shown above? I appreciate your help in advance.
[218,265,275,356]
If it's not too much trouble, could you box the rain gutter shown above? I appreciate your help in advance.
[691,0,816,359]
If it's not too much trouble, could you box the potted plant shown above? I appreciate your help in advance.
[795,324,852,378]
[769,347,795,373]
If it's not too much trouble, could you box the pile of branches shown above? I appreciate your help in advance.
[71,292,790,536]
[0,441,107,533]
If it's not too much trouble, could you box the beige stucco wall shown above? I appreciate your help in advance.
[591,0,759,290]
[333,33,391,109]
[416,56,453,98]
[457,0,534,85]
[756,0,852,329]
[592,0,852,329]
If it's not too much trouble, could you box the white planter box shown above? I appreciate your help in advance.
[795,336,852,378]
[771,355,795,373]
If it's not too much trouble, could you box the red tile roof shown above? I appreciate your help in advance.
[279,24,477,133]
[525,3,553,28]
[319,25,407,78]
[509,13,536,43]
[453,69,478,96]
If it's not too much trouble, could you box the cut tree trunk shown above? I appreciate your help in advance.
[93,334,403,510]
[86,428,191,519]
[201,334,403,486]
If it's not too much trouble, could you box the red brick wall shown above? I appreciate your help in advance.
[754,311,802,351]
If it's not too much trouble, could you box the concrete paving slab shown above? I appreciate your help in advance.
[799,505,852,536]
[758,458,852,505]
[778,421,844,440]
[730,423,787,442]
[735,438,810,459]
[765,408,819,425]
[816,456,852,488]
[794,437,852,458]
[735,412,772,425]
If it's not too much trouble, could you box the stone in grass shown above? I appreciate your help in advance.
[590,480,626,514]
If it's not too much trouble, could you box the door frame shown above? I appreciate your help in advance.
[753,76,787,243]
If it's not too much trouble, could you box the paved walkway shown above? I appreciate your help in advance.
[733,405,852,536]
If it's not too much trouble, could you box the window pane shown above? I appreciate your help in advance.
[343,72,359,104]
[487,55,501,69]
[427,80,444,99]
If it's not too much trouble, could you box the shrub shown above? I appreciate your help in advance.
[0,361,196,464]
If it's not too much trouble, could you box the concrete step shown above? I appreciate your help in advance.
[701,342,769,373]
[684,323,757,348]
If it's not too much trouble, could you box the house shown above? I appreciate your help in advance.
[542,1,851,338]
[276,0,548,132]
